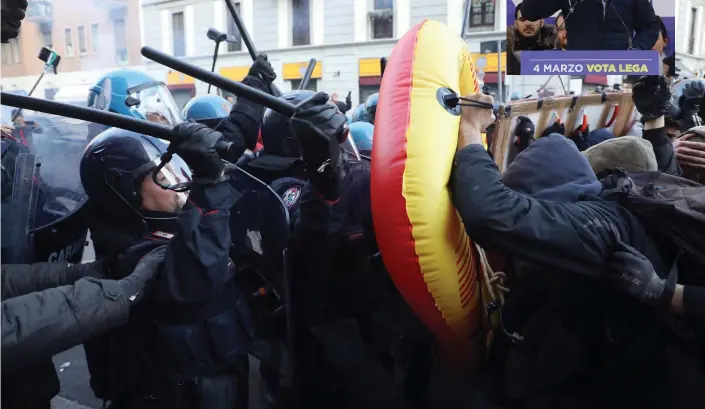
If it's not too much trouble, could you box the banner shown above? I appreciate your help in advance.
[506,0,675,55]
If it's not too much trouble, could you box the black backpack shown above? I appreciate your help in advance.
[600,169,705,281]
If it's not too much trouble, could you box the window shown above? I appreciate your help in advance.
[688,7,697,54]
[77,25,87,55]
[172,12,186,57]
[371,0,393,39]
[64,28,74,57]
[226,2,242,52]
[291,78,318,92]
[1,39,20,64]
[91,23,99,53]
[467,0,495,32]
[1,44,10,65]
[114,19,128,65]
[40,22,53,49]
[292,0,311,46]
[9,38,20,64]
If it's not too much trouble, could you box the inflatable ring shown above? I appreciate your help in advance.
[371,20,482,361]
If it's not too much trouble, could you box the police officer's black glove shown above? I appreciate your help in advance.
[118,245,167,305]
[680,81,705,129]
[1,0,27,43]
[290,92,349,200]
[568,124,590,151]
[607,241,677,309]
[541,121,565,138]
[249,53,276,85]
[514,116,535,151]
[171,121,226,184]
[632,75,672,121]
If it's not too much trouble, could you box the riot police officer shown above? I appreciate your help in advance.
[79,120,253,408]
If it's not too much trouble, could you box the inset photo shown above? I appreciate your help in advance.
[506,0,675,76]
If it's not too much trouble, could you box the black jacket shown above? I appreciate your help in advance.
[217,75,271,155]
[521,0,659,50]
[84,178,247,407]
[452,136,705,407]
[452,135,666,278]
[1,260,124,409]
[1,261,125,372]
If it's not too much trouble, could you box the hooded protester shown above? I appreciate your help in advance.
[520,0,660,51]
[451,91,705,408]
[331,91,353,114]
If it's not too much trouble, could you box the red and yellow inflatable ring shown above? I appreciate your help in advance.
[371,20,481,359]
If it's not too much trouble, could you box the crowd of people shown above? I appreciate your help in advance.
[508,0,669,75]
[2,1,705,409]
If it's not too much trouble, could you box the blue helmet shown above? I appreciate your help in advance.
[364,93,379,124]
[351,104,368,123]
[88,69,183,125]
[181,95,232,129]
[80,127,191,222]
[348,122,374,156]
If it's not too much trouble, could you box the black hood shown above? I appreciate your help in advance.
[503,134,602,202]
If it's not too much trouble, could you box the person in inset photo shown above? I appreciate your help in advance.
[507,2,557,75]
[555,11,567,50]
[519,0,660,50]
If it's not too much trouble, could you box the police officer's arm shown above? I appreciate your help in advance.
[632,0,660,50]
[219,55,278,154]
[519,0,562,21]
[1,248,163,373]
[157,124,242,303]
[1,261,104,299]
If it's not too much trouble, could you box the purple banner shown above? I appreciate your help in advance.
[520,50,661,76]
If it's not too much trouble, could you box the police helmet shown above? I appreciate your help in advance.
[80,128,191,222]
[364,93,379,125]
[349,122,374,156]
[88,69,183,125]
[181,95,232,129]
[260,90,316,158]
[350,104,368,123]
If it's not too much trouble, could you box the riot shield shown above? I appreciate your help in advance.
[1,152,39,264]
[226,165,298,396]
[21,114,90,263]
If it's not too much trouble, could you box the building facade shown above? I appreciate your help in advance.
[675,0,705,76]
[139,0,507,108]
[1,0,142,99]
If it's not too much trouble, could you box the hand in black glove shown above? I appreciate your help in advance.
[290,92,349,199]
[680,81,705,128]
[568,124,590,151]
[541,121,565,138]
[632,75,672,121]
[346,91,352,105]
[119,245,167,305]
[248,53,276,85]
[682,80,705,113]
[1,0,27,43]
[513,116,535,151]
[170,121,226,184]
[607,241,676,308]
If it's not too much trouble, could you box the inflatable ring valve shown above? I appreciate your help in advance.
[371,20,482,363]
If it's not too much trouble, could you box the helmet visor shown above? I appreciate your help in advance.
[129,83,182,126]
[149,153,191,208]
